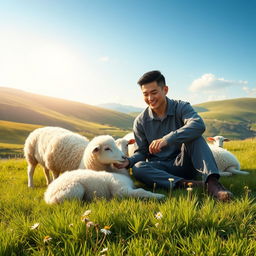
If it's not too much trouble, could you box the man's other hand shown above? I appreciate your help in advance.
[149,138,167,154]
[113,158,130,169]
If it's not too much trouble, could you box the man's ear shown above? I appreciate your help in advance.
[163,85,169,95]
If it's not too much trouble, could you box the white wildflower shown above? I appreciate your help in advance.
[30,223,40,230]
[43,235,52,243]
[82,210,92,216]
[155,212,163,220]
[86,221,94,228]
[100,226,112,235]
[100,247,108,253]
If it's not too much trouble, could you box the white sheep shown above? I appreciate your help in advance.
[116,132,138,157]
[24,127,90,187]
[207,144,249,176]
[44,136,165,204]
[78,134,127,172]
[207,136,230,148]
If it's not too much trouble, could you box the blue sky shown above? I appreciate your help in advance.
[0,0,255,107]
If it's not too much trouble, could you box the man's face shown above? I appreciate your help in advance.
[141,81,168,111]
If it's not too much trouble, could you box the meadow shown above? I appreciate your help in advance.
[0,139,256,255]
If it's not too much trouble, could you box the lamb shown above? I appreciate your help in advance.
[78,134,127,172]
[207,136,230,148]
[207,136,249,176]
[24,127,90,187]
[116,132,138,157]
[44,136,165,204]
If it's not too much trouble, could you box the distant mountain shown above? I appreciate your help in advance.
[0,87,134,143]
[97,103,144,114]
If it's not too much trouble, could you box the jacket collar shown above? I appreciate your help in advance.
[146,97,175,121]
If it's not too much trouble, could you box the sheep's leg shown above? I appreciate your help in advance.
[125,188,165,199]
[43,168,52,186]
[27,164,36,188]
[219,171,232,176]
[226,167,249,175]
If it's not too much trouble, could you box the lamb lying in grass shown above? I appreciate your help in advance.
[44,135,165,204]
[24,127,89,187]
[207,136,249,176]
[44,169,165,204]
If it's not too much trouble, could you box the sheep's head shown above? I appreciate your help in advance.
[88,135,127,165]
[207,136,230,147]
[115,138,136,156]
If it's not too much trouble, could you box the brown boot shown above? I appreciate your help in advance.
[206,176,233,201]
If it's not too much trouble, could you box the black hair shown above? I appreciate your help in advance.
[137,70,166,87]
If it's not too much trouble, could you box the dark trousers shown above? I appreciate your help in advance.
[132,137,220,190]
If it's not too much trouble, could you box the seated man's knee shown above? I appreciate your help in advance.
[185,136,207,150]
[132,161,146,178]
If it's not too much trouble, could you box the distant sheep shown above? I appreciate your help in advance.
[44,136,165,204]
[207,136,230,148]
[24,127,89,187]
[116,132,137,157]
[207,137,249,176]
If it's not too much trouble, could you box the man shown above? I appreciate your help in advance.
[116,70,232,201]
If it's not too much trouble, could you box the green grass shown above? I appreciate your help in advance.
[0,139,256,255]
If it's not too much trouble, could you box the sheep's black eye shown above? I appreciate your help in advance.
[105,147,112,151]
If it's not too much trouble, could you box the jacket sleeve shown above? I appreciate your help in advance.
[163,102,205,144]
[127,118,148,167]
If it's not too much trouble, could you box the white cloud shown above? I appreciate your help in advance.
[242,86,256,96]
[98,56,110,62]
[189,73,248,92]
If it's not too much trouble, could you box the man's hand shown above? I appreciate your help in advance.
[149,138,167,154]
[113,158,130,169]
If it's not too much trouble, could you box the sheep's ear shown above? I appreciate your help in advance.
[92,146,100,154]
[128,139,136,145]
[223,138,230,142]
[207,137,215,142]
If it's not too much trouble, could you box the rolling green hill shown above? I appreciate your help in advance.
[194,98,256,139]
[0,87,134,129]
[0,87,134,143]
